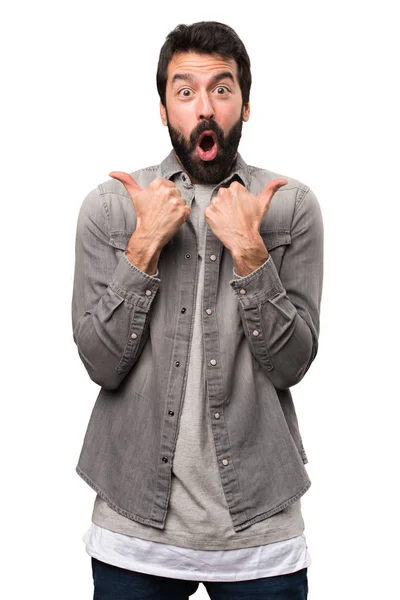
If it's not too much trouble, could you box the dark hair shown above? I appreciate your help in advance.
[156,21,251,108]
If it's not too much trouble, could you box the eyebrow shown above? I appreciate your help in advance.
[171,71,235,87]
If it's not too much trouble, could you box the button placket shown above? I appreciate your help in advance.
[151,180,199,520]
[202,224,236,496]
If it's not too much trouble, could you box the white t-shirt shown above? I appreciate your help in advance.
[83,524,311,582]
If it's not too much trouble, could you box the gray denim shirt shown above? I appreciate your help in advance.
[72,150,324,533]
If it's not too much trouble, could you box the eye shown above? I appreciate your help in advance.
[178,88,192,98]
[214,86,230,95]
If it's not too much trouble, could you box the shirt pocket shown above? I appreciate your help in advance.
[259,229,291,273]
[108,231,131,257]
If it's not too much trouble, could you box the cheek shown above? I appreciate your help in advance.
[169,109,193,137]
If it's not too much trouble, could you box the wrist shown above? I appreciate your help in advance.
[231,235,269,277]
[125,231,161,276]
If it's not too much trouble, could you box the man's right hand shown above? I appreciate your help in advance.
[109,172,191,275]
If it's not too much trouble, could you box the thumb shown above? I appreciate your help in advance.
[257,178,288,209]
[109,171,143,201]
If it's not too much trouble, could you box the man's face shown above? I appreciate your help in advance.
[160,51,250,184]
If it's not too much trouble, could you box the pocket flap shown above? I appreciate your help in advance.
[259,230,291,251]
[109,231,131,251]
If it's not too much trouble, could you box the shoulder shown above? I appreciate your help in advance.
[77,162,162,234]
[97,163,161,198]
[247,164,316,231]
[248,164,311,205]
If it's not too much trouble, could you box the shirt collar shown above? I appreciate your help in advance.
[160,149,251,190]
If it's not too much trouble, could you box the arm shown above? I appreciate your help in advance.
[229,188,324,389]
[71,188,160,391]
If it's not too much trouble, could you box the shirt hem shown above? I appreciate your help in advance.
[91,511,305,551]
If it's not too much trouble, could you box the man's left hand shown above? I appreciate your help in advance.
[204,179,287,275]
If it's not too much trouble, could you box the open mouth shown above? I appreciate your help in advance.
[196,130,218,161]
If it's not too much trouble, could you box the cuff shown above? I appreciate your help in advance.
[229,255,285,307]
[110,253,161,310]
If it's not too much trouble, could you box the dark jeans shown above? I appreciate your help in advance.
[91,557,308,599]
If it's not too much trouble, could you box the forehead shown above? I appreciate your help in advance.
[167,51,239,84]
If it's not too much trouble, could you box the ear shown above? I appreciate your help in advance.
[160,101,168,126]
[242,102,250,122]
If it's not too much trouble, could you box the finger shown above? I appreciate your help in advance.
[257,178,288,207]
[150,177,176,190]
[169,187,183,199]
[109,171,143,196]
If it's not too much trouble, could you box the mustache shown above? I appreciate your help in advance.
[188,120,224,151]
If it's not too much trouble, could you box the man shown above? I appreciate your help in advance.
[72,20,323,599]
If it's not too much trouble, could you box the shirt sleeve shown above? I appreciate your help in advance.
[71,187,160,390]
[229,187,324,390]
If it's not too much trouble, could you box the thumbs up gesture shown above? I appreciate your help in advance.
[109,172,191,274]
[204,179,288,276]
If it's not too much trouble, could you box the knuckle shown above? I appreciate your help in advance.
[162,179,175,188]
[152,177,174,190]
[150,178,162,190]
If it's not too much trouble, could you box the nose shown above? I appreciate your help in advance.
[196,91,215,121]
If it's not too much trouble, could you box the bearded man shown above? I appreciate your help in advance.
[72,20,323,600]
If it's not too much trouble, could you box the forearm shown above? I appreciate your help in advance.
[125,229,161,276]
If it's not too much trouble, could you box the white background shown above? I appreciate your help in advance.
[1,1,399,598]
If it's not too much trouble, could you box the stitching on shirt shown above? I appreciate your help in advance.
[212,295,248,521]
[76,467,164,529]
[294,187,310,212]
[237,480,311,530]
[96,185,112,234]
[95,522,303,547]
[140,165,159,172]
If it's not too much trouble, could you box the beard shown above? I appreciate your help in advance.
[166,112,243,185]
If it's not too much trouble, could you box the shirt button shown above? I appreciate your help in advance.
[181,307,187,313]
[145,289,152,296]
[130,332,138,339]
[214,412,220,419]
[252,330,260,337]
[222,459,229,466]
[168,410,175,416]
[210,359,217,366]
[205,308,212,315]
[239,288,247,295]
[185,253,191,259]
[162,456,168,463]
[210,254,217,261]
[175,361,180,367]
